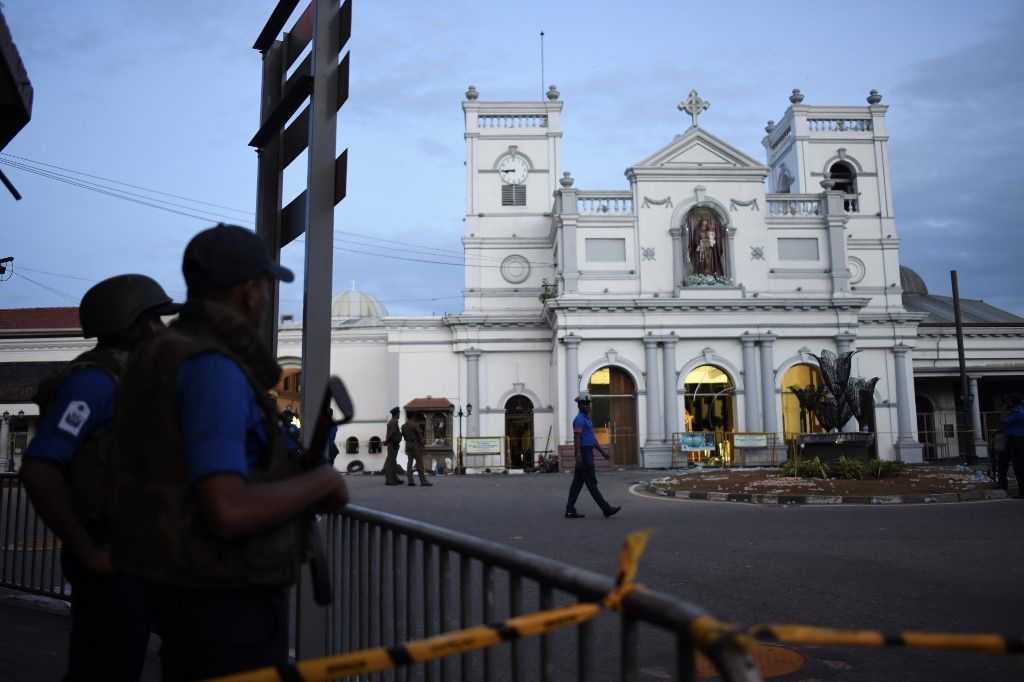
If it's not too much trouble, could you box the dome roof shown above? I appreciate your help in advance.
[331,285,388,319]
[899,266,928,296]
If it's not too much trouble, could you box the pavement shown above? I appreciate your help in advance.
[2,468,1021,681]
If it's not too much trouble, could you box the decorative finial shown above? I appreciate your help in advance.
[866,89,882,105]
[465,85,479,101]
[765,120,775,133]
[546,85,560,101]
[559,171,574,188]
[789,88,804,104]
[678,90,710,128]
[820,172,835,190]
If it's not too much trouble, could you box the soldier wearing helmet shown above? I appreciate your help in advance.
[109,224,349,679]
[20,273,181,681]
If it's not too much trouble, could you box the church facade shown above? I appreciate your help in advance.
[3,87,1022,473]
[274,86,1023,471]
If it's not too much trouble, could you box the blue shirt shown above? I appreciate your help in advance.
[1004,405,1024,438]
[573,411,598,447]
[174,352,268,485]
[25,367,115,466]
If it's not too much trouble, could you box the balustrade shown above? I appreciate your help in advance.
[478,114,548,128]
[577,194,634,214]
[807,118,872,133]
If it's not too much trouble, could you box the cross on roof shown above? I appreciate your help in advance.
[678,90,710,128]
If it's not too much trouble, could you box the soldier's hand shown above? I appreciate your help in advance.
[316,465,350,513]
[83,544,114,574]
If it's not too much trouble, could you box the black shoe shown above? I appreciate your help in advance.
[603,506,621,518]
[407,482,416,486]
[420,481,433,487]
[565,510,585,518]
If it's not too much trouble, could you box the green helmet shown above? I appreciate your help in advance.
[79,274,181,338]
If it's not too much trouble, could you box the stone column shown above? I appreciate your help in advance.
[740,335,761,431]
[563,335,581,427]
[661,337,679,441]
[892,345,914,443]
[0,418,9,473]
[643,338,662,444]
[669,227,684,296]
[758,334,778,438]
[465,349,482,436]
[968,375,987,452]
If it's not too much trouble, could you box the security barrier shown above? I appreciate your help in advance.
[0,472,68,599]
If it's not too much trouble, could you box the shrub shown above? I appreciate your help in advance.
[833,455,866,480]
[867,458,905,479]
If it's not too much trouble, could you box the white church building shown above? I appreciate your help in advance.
[2,87,1023,472]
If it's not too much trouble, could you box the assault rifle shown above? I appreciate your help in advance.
[299,376,354,606]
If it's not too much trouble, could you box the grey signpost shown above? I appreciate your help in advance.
[251,0,352,658]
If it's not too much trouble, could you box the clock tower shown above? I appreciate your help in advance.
[461,85,563,313]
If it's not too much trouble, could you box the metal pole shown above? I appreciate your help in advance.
[951,270,975,464]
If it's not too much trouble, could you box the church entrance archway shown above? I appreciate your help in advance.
[504,395,534,470]
[587,367,638,466]
[782,363,825,458]
[682,365,734,462]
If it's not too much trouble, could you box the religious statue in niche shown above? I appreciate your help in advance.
[685,208,727,284]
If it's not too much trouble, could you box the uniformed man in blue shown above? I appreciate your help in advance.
[21,273,182,681]
[109,224,350,680]
[565,391,621,519]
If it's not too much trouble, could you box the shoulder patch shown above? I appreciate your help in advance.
[57,401,91,437]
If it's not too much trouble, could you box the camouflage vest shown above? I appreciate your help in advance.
[35,347,124,524]
[110,300,305,588]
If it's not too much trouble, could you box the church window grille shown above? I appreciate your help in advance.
[502,184,526,206]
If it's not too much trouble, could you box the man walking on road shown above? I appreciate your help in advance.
[384,406,402,485]
[565,392,620,519]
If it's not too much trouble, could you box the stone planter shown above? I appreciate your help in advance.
[796,432,875,463]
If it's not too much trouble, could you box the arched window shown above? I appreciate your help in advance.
[828,161,858,212]
[345,436,359,455]
[368,436,382,454]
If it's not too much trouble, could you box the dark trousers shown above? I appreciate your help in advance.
[566,446,611,514]
[407,447,428,484]
[149,584,289,681]
[385,443,400,482]
[1003,436,1024,492]
[63,559,151,682]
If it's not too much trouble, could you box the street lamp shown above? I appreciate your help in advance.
[456,404,472,472]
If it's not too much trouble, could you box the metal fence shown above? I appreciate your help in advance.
[310,504,760,681]
[0,472,69,599]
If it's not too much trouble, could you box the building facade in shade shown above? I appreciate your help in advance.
[2,87,1022,472]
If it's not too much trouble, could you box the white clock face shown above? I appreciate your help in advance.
[498,155,528,184]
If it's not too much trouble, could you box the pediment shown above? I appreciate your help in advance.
[631,127,768,171]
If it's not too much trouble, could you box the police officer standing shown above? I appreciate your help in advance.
[21,274,181,681]
[109,224,349,680]
[565,392,620,519]
[384,406,402,485]
[402,409,432,486]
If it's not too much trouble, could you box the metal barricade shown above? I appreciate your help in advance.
[0,472,69,599]
[312,504,760,681]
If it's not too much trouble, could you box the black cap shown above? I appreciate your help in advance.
[390,407,401,415]
[183,224,294,290]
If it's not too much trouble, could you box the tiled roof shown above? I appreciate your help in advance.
[404,398,454,410]
[0,307,80,330]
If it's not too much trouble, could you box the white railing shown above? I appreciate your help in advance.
[766,196,821,216]
[807,118,872,133]
[577,193,634,214]
[478,114,548,128]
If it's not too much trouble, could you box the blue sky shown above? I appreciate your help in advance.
[3,0,1022,317]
